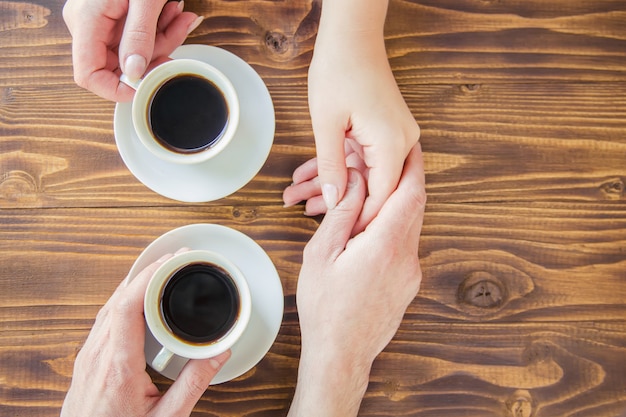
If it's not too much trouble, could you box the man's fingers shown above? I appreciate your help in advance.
[368,144,426,249]
[351,136,407,232]
[107,253,173,351]
[153,351,231,416]
[404,145,427,249]
[305,169,366,261]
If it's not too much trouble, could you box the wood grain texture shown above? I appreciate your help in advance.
[1,203,625,323]
[1,202,624,415]
[1,323,624,417]
[2,82,625,208]
[1,0,625,416]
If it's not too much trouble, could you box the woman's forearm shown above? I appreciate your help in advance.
[317,0,389,39]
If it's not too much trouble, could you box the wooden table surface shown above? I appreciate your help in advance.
[1,0,626,416]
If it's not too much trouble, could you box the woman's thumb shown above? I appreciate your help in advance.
[119,0,168,81]
[314,128,348,211]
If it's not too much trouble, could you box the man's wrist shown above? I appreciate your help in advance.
[287,348,372,417]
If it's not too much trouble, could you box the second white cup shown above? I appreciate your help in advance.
[144,249,251,372]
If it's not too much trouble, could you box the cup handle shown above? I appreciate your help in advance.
[152,346,175,372]
[120,74,140,90]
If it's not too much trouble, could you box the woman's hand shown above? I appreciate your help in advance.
[298,0,420,233]
[63,0,203,102]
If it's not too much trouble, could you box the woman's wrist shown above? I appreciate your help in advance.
[316,0,389,40]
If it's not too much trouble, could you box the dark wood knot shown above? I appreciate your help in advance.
[458,271,506,310]
[264,31,289,54]
[601,177,624,200]
[460,84,482,94]
[23,11,34,23]
[232,207,258,220]
[506,390,533,417]
[0,170,39,205]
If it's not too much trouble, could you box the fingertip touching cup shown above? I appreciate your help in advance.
[122,59,240,165]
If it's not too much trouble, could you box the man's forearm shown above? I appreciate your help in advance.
[287,350,371,417]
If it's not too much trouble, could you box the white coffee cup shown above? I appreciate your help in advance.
[144,249,251,372]
[121,59,240,165]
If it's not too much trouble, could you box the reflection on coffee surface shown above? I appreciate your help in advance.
[149,74,229,153]
[161,262,239,344]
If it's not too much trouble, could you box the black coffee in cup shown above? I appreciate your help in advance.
[148,74,229,154]
[161,262,240,344]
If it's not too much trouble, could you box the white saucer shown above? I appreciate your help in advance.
[126,224,284,384]
[114,45,275,202]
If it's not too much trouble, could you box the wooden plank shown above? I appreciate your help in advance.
[385,0,626,84]
[2,0,626,88]
[0,322,624,416]
[0,206,312,309]
[1,1,624,416]
[1,203,624,323]
[367,322,626,417]
[414,82,626,204]
[2,82,625,208]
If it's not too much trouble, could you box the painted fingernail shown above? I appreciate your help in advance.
[123,54,147,82]
[177,0,184,12]
[187,15,204,35]
[322,183,338,210]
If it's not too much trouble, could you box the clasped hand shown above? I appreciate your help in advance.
[288,144,426,417]
[284,19,420,233]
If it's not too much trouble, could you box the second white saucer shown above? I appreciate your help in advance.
[114,45,275,202]
[126,223,284,384]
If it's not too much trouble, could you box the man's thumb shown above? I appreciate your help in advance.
[119,0,167,81]
[307,169,366,260]
[154,350,231,416]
